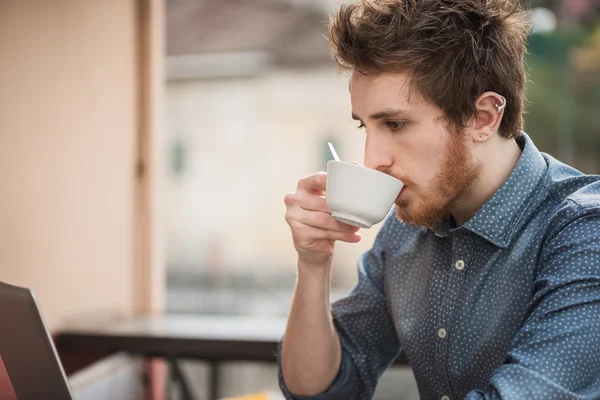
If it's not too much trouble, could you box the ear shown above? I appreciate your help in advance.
[470,92,506,143]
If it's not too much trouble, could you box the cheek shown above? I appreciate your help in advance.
[400,139,446,187]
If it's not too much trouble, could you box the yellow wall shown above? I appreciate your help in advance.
[0,0,164,330]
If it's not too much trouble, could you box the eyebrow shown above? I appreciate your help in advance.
[351,108,411,121]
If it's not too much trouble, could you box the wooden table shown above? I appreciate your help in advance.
[55,314,409,400]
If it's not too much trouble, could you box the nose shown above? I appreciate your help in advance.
[364,132,393,171]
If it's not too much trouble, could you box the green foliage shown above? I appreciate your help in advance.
[524,27,600,169]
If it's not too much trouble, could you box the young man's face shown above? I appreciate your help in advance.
[350,70,481,227]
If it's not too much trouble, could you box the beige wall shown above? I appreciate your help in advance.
[0,0,164,330]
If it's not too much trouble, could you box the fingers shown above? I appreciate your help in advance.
[287,209,358,233]
[284,191,329,213]
[297,172,327,194]
[292,223,361,243]
[284,171,361,249]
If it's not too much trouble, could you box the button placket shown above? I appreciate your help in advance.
[436,230,473,399]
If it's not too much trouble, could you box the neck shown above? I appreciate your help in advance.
[451,135,522,226]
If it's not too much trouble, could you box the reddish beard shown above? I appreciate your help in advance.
[391,132,481,227]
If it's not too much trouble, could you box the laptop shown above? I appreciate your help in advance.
[0,281,74,400]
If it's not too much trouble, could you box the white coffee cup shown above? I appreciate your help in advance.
[326,161,404,228]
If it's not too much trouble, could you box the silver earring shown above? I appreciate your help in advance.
[493,95,507,114]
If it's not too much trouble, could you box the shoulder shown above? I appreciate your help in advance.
[538,195,600,283]
[542,153,600,208]
[542,197,600,251]
[540,154,600,236]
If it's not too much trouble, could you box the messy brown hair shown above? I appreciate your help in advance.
[329,0,532,139]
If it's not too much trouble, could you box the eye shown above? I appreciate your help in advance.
[356,122,366,130]
[385,120,406,131]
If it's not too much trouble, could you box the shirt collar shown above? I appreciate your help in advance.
[430,132,548,248]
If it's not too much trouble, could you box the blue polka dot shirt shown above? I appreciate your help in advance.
[279,133,600,400]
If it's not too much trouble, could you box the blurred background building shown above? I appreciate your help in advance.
[164,0,373,313]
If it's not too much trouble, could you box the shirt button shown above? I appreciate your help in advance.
[441,396,450,400]
[438,328,447,338]
[455,260,465,270]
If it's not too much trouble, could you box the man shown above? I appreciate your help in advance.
[279,0,600,399]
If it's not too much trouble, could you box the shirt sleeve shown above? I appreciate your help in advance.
[278,215,402,400]
[466,206,600,399]
[278,345,357,400]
